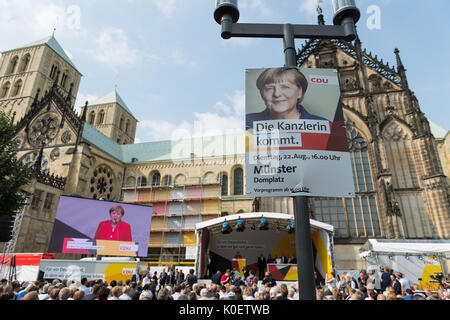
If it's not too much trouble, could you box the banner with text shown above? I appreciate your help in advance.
[245,67,355,197]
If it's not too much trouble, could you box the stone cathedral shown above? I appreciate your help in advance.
[0,30,448,271]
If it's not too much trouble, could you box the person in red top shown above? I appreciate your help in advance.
[94,205,132,241]
[220,269,232,286]
[234,251,243,259]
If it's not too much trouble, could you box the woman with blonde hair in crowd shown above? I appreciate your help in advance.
[242,286,254,300]
[387,292,397,300]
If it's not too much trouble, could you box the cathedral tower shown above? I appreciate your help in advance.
[82,89,137,145]
[0,35,82,123]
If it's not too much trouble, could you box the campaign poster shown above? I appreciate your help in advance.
[48,196,152,257]
[245,67,355,198]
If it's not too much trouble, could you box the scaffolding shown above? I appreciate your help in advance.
[0,206,26,281]
[122,165,223,266]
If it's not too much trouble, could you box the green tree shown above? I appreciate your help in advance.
[0,110,31,218]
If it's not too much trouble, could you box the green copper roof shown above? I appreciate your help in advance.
[82,122,122,161]
[121,134,245,163]
[82,122,245,164]
[4,35,81,75]
[89,89,137,120]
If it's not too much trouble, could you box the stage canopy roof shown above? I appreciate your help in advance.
[195,212,334,234]
[359,239,450,258]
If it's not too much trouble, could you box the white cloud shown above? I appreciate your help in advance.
[152,0,177,18]
[137,91,245,142]
[0,1,85,51]
[171,49,196,67]
[240,0,273,18]
[214,101,232,115]
[92,28,139,68]
[75,93,99,113]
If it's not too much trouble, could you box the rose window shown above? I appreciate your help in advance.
[90,166,114,200]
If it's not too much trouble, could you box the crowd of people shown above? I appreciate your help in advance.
[0,266,449,301]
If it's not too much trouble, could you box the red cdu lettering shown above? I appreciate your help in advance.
[311,78,329,84]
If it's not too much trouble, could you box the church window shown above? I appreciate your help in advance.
[12,79,22,97]
[19,54,31,72]
[125,120,130,135]
[97,110,105,125]
[49,65,55,79]
[233,167,243,195]
[49,65,59,81]
[61,72,68,88]
[119,117,124,130]
[8,56,19,74]
[43,193,55,211]
[219,173,228,196]
[151,171,161,186]
[1,82,11,98]
[89,111,95,125]
[31,190,43,209]
[90,165,115,200]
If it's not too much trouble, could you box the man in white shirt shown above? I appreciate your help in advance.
[79,278,90,295]
[142,272,151,286]
[396,272,411,296]
[171,285,183,300]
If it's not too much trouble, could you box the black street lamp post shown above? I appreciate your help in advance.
[214,0,360,300]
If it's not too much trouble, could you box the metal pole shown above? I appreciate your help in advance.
[293,197,316,300]
[283,24,316,300]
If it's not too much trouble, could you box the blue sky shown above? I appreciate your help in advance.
[1,0,449,143]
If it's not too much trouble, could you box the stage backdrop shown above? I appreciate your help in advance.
[48,196,152,257]
[202,227,333,280]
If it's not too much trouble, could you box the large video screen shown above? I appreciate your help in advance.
[48,196,152,257]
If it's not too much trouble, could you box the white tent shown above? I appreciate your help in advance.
[359,239,450,290]
[359,239,450,258]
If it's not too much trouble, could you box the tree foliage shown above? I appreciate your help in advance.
[0,110,31,217]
